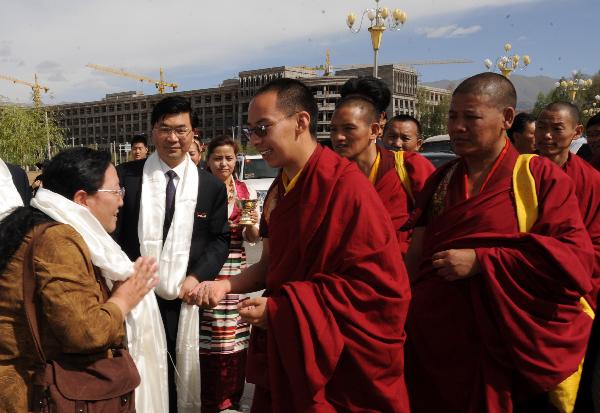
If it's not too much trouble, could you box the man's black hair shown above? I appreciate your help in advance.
[254,78,319,137]
[507,112,536,139]
[130,134,147,147]
[151,96,194,128]
[587,113,600,131]
[340,76,391,115]
[385,114,423,138]
[334,95,379,124]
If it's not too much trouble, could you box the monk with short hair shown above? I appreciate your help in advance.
[535,101,600,309]
[194,78,411,412]
[405,72,594,413]
[330,95,434,253]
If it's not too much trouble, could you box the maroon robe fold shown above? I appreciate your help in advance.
[374,146,435,253]
[406,144,594,413]
[590,153,600,171]
[563,153,600,309]
[249,145,411,413]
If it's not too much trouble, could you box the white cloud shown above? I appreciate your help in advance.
[0,0,540,103]
[417,24,482,38]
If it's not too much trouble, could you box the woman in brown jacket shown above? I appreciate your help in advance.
[0,148,158,412]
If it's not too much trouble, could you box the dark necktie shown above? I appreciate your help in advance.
[163,170,177,242]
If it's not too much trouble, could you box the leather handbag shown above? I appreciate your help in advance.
[22,222,141,413]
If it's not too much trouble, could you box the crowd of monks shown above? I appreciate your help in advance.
[188,72,600,412]
[2,70,600,412]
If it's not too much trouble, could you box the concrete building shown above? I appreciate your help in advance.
[49,64,449,154]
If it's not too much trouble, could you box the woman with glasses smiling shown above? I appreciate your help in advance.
[0,148,160,412]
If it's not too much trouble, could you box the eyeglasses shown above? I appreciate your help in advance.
[241,112,297,139]
[155,126,192,138]
[587,131,600,139]
[97,187,126,198]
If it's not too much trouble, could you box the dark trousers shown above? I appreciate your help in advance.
[156,295,182,413]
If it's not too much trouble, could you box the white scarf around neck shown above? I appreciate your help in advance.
[138,152,202,412]
[0,159,24,220]
[31,187,169,413]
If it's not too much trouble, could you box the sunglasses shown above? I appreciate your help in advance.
[241,112,298,139]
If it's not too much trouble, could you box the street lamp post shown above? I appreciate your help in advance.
[555,71,593,103]
[484,43,531,78]
[346,0,408,78]
[583,95,600,117]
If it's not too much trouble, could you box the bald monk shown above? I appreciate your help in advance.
[193,78,411,412]
[404,72,594,413]
[330,95,434,253]
[535,101,600,309]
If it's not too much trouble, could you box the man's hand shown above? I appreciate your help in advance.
[179,276,199,304]
[431,249,480,281]
[191,280,231,308]
[238,297,268,329]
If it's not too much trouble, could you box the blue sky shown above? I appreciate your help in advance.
[0,0,597,104]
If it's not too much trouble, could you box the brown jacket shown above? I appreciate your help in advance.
[0,224,125,412]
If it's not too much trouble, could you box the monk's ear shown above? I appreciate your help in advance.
[295,111,311,137]
[574,124,584,139]
[371,122,382,140]
[72,189,89,207]
[502,107,516,130]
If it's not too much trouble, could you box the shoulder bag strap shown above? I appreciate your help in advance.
[22,222,60,366]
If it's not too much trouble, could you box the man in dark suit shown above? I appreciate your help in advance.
[115,96,230,411]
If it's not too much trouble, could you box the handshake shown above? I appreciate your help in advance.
[179,278,268,329]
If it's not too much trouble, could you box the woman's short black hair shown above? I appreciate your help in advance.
[0,147,112,273]
[42,147,112,199]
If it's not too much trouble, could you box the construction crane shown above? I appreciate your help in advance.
[0,73,49,107]
[294,50,473,76]
[293,49,335,76]
[86,63,178,94]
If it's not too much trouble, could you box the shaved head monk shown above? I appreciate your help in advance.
[404,72,594,413]
[536,101,600,309]
[330,95,434,253]
[193,78,411,412]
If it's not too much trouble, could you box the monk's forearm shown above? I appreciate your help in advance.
[228,260,267,294]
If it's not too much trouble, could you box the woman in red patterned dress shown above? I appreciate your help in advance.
[200,135,260,412]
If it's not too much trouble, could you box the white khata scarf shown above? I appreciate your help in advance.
[31,187,169,413]
[138,152,201,412]
[0,159,24,220]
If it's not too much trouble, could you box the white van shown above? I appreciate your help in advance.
[236,154,278,211]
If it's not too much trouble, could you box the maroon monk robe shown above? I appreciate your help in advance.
[563,153,600,309]
[403,150,436,197]
[248,145,411,413]
[590,153,600,171]
[405,144,594,413]
[373,145,435,253]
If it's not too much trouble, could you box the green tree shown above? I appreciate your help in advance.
[416,89,450,137]
[532,70,600,125]
[0,103,65,166]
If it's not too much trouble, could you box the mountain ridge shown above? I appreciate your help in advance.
[422,74,558,111]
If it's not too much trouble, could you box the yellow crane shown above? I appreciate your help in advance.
[0,73,49,107]
[294,50,473,76]
[86,63,178,94]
